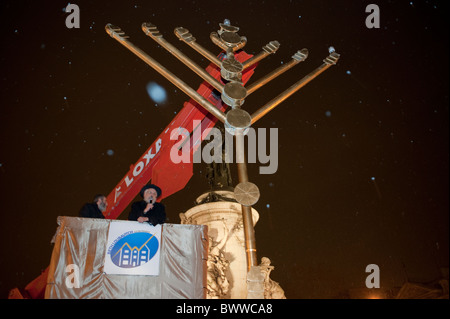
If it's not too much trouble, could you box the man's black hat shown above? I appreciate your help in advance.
[140,184,162,198]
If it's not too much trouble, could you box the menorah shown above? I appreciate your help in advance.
[105,19,340,271]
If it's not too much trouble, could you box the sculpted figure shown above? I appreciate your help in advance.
[206,237,230,298]
[260,257,286,299]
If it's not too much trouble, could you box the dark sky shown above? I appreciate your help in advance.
[0,0,448,299]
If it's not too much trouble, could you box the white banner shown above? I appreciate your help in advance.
[104,221,162,276]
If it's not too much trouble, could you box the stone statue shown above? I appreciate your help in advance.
[259,257,286,299]
[205,126,233,190]
[197,127,237,205]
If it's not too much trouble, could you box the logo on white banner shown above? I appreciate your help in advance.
[104,222,161,275]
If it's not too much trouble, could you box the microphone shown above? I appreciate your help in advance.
[149,198,154,204]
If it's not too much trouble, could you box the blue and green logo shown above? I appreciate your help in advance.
[109,232,159,268]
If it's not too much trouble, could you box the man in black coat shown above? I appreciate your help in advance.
[79,194,107,219]
[128,184,166,226]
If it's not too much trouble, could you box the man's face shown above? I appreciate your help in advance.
[143,188,158,203]
[97,197,107,212]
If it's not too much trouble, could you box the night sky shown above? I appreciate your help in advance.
[0,0,448,299]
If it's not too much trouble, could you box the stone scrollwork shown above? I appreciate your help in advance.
[206,236,230,299]
[179,212,194,225]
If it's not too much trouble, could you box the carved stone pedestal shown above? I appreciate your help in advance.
[180,190,259,299]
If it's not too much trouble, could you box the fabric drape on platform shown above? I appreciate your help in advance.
[45,216,208,299]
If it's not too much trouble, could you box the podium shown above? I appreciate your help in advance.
[45,216,208,299]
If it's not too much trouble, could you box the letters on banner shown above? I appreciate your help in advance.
[104,221,162,276]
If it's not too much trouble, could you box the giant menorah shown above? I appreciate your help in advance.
[106,19,339,271]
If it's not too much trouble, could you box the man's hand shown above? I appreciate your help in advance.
[137,216,149,223]
[144,203,154,213]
